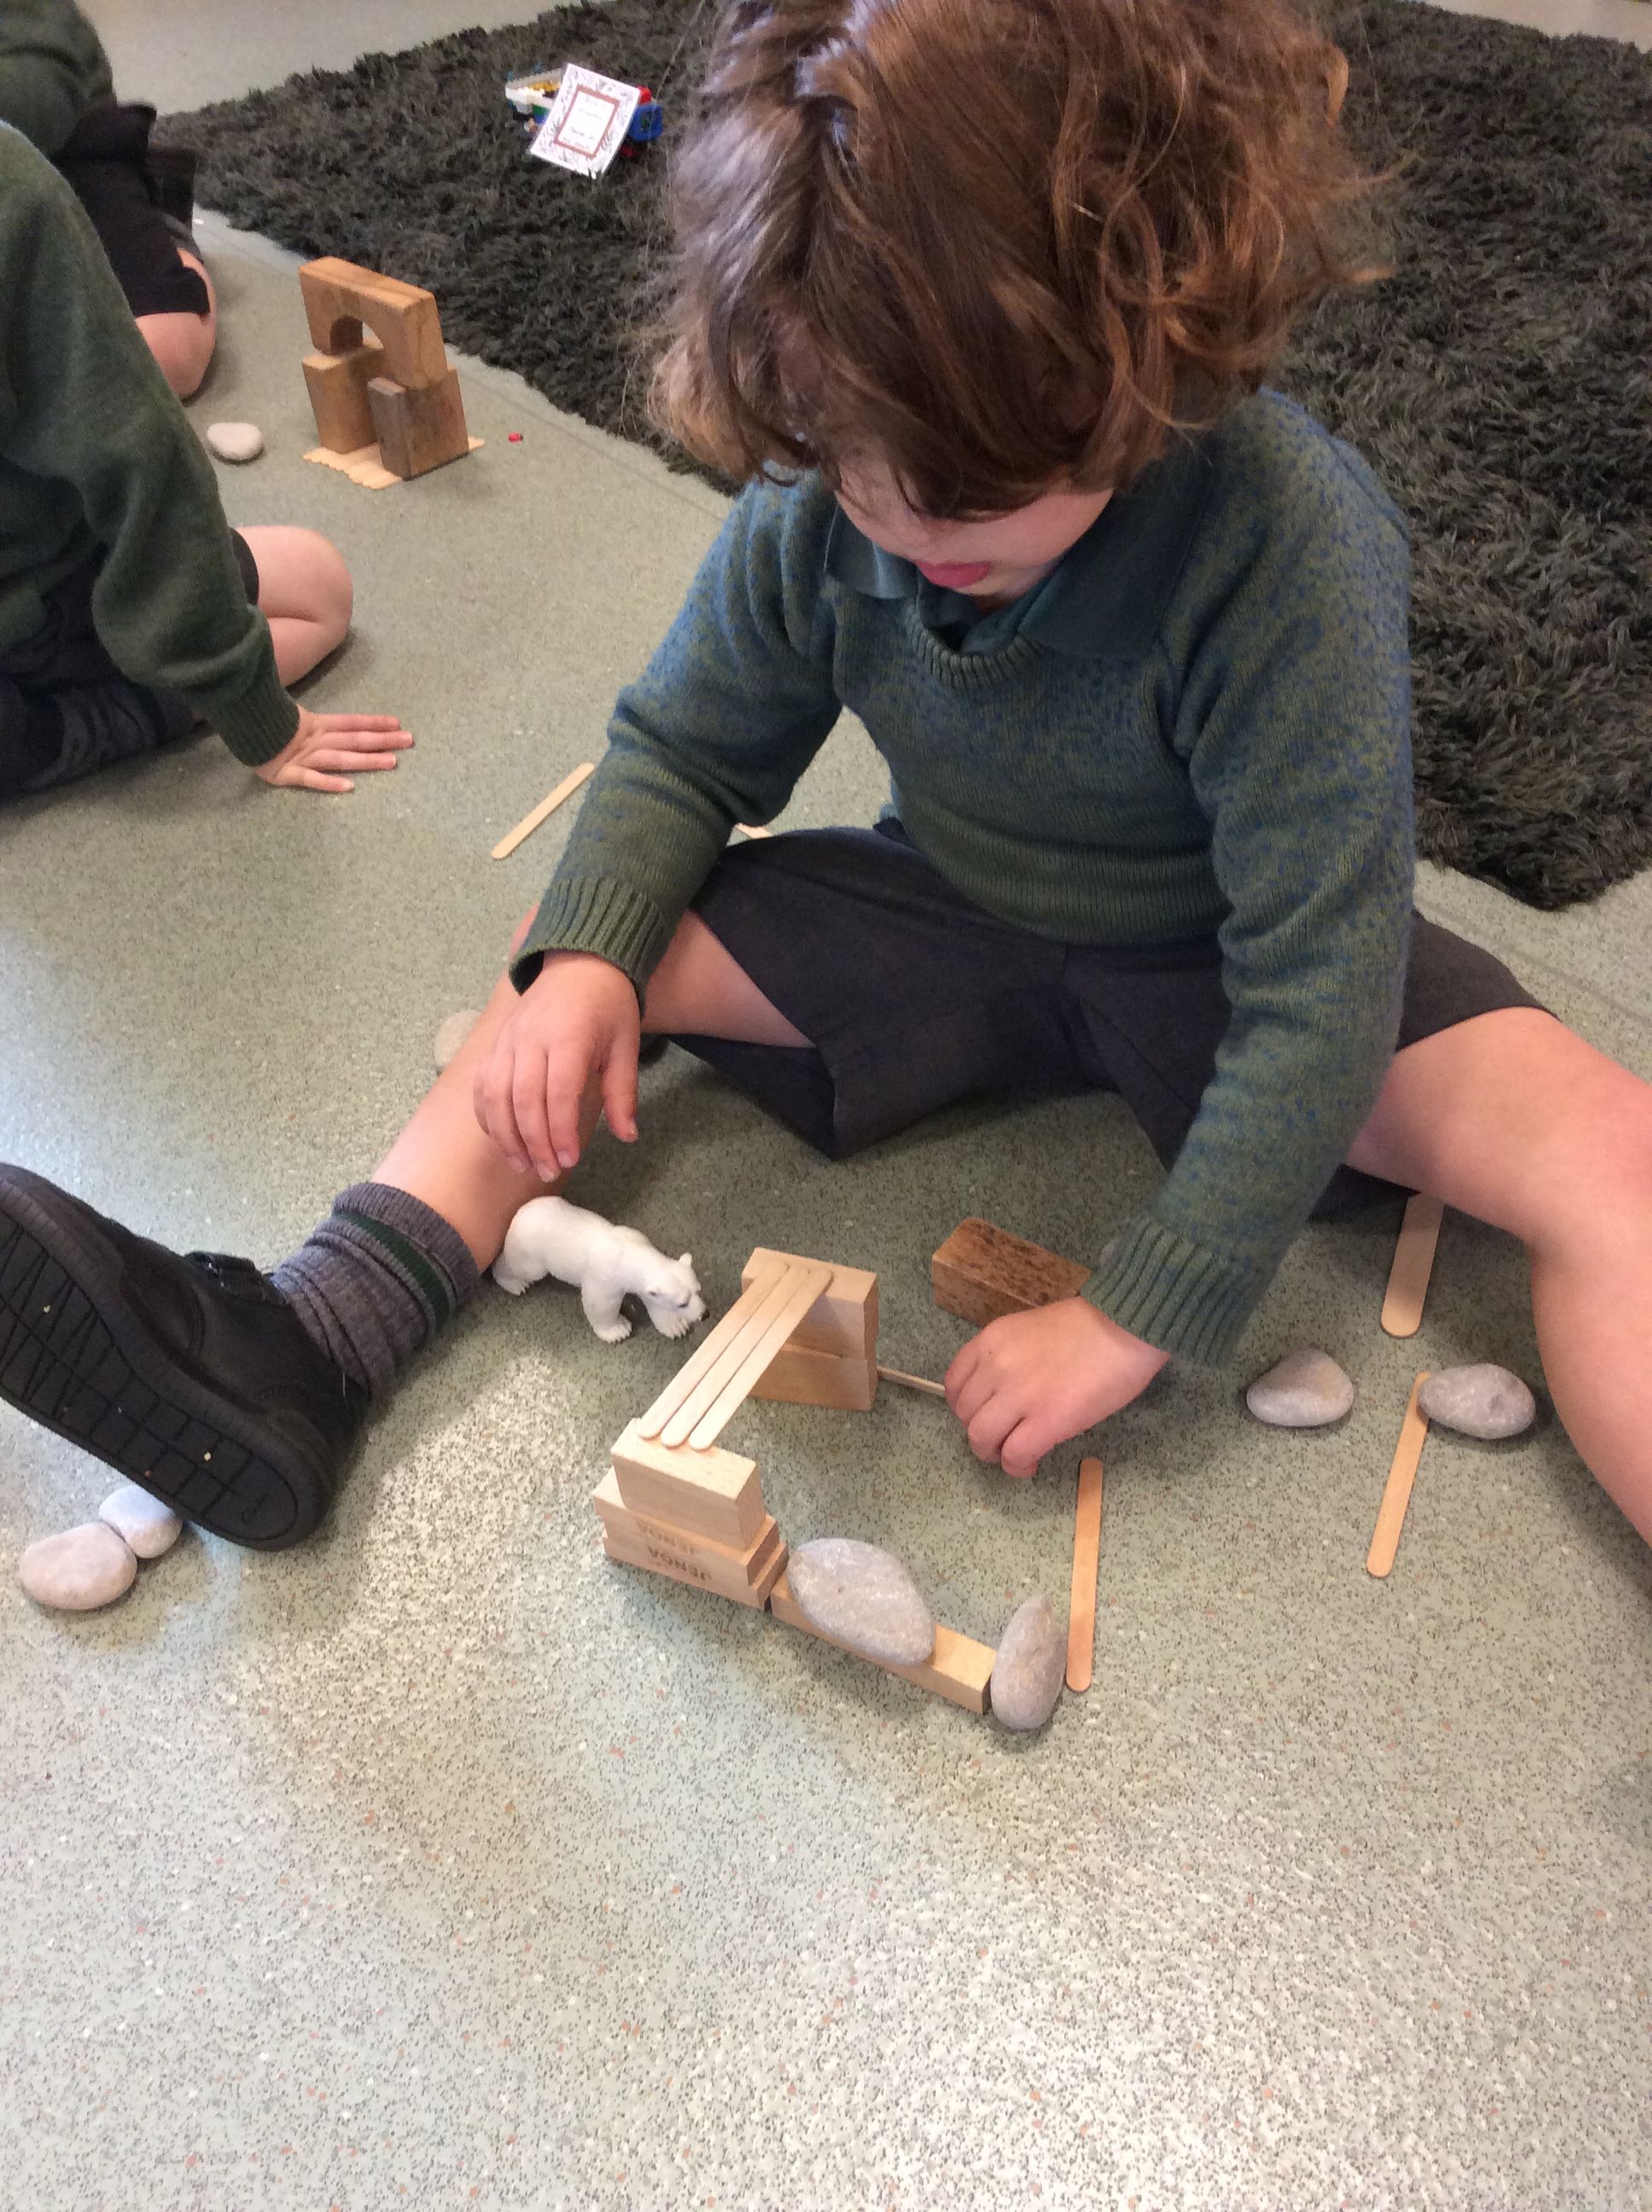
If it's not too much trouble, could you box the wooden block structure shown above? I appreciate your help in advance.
[769,1571,994,1714]
[299,256,471,481]
[932,1217,1092,1329]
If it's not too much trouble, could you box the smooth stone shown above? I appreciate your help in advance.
[433,1008,481,1072]
[98,1482,183,1560]
[788,1538,935,1668]
[19,1523,137,1611]
[990,1594,1066,1732]
[206,419,263,463]
[1245,1347,1355,1429]
[1419,1363,1536,1441]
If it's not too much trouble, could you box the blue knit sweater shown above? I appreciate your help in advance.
[517,391,1416,1362]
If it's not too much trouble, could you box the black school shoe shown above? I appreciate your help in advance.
[0,1165,367,1550]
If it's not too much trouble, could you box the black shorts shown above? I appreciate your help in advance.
[53,102,209,320]
[673,822,1545,1216]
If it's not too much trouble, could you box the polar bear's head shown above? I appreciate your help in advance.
[637,1252,708,1339]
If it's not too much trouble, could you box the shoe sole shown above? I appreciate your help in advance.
[0,1180,322,1549]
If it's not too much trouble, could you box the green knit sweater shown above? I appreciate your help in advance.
[0,123,298,763]
[515,392,1416,1363]
[0,0,111,156]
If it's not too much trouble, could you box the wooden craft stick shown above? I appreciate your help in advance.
[770,1571,995,1714]
[875,1365,947,1399]
[1066,1454,1103,1693]
[1366,1373,1431,1580]
[491,760,595,861]
[1382,1193,1444,1338]
[682,1263,837,1450]
[634,1255,789,1441]
[652,1260,831,1451]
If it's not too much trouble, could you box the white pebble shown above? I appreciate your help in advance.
[1246,1347,1355,1428]
[1419,1363,1536,1441]
[19,1523,137,1611]
[433,1009,482,1072]
[99,1482,183,1560]
[206,420,264,463]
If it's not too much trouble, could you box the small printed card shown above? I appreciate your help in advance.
[526,63,643,177]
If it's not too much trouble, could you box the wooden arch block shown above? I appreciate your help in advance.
[299,257,450,388]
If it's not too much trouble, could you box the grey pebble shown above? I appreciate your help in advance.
[1245,1346,1356,1429]
[990,1594,1066,1732]
[1419,1363,1536,1441]
[19,1523,137,1611]
[789,1538,935,1667]
[98,1482,183,1560]
[433,1008,482,1072]
[205,419,264,463]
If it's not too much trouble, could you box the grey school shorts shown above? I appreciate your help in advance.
[672,820,1544,1217]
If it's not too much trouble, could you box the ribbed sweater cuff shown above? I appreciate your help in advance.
[509,876,672,998]
[1083,1214,1266,1365]
[205,670,302,767]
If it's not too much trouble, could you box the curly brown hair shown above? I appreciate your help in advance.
[649,0,1383,514]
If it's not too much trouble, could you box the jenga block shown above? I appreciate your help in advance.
[368,369,471,480]
[742,1249,877,1358]
[769,1571,994,1714]
[299,256,450,387]
[931,1218,1091,1328]
[302,341,387,452]
[610,1421,766,1550]
[749,1342,877,1412]
[592,1470,778,1583]
[602,1521,785,1610]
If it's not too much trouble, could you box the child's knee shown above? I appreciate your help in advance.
[136,309,214,399]
[254,527,353,646]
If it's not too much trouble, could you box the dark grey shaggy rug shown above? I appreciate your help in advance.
[160,1,1652,911]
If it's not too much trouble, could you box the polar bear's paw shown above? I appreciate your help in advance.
[591,1313,634,1344]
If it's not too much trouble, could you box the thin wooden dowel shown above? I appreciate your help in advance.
[636,1258,789,1441]
[1066,1455,1103,1692]
[1382,1193,1444,1338]
[1367,1374,1431,1580]
[875,1365,947,1399]
[491,760,595,860]
[683,1265,836,1450]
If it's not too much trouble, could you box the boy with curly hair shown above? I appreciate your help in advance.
[3,0,1650,1556]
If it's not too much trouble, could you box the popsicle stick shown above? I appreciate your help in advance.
[653,1263,823,1450]
[682,1264,837,1449]
[1366,1373,1431,1579]
[635,1257,789,1441]
[1066,1455,1103,1692]
[875,1365,947,1399]
[1382,1193,1444,1338]
[491,760,595,860]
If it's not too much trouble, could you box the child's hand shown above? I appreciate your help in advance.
[945,1299,1168,1479]
[253,706,412,794]
[473,952,640,1179]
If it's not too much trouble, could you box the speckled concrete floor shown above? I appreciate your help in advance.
[3,7,1649,2209]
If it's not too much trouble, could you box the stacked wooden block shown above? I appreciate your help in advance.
[299,256,472,483]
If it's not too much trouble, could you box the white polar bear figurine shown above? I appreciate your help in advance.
[492,1195,707,1344]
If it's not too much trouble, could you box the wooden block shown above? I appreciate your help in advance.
[299,255,450,387]
[602,1522,785,1610]
[592,1469,778,1584]
[742,1249,877,1359]
[368,368,471,480]
[1066,1454,1103,1693]
[769,1571,994,1714]
[749,1342,877,1412]
[610,1421,766,1550]
[931,1218,1091,1329]
[303,341,387,452]
[1382,1193,1444,1338]
[1367,1374,1431,1580]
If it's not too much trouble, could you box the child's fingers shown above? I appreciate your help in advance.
[312,714,408,735]
[602,1044,639,1144]
[964,1389,1020,1467]
[296,769,353,794]
[474,1045,531,1174]
[540,1050,590,1174]
[512,1051,562,1181]
[998,1417,1050,1481]
[303,748,402,774]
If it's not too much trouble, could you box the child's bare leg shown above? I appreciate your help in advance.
[1346,1008,1652,1545]
[136,248,217,399]
[238,525,353,684]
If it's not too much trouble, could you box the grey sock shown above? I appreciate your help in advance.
[271,1182,482,1395]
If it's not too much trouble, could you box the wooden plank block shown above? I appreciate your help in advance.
[634,1255,789,1440]
[742,1248,878,1359]
[592,1470,778,1583]
[769,1571,993,1714]
[602,1522,785,1610]
[931,1218,1091,1329]
[876,1366,946,1399]
[369,368,471,480]
[1367,1374,1431,1580]
[491,760,596,861]
[679,1264,836,1448]
[749,1342,877,1412]
[610,1422,766,1550]
[1382,1194,1444,1338]
[299,255,450,387]
[302,341,387,452]
[1066,1454,1103,1693]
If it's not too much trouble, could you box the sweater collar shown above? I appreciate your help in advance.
[823,432,1213,659]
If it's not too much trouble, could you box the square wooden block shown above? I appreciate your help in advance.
[610,1421,766,1551]
[931,1218,1091,1329]
[742,1248,877,1359]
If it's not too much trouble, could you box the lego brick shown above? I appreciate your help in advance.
[609,1421,765,1550]
[930,1218,1091,1329]
[302,340,387,452]
[368,367,471,480]
[768,1572,994,1714]
[749,1342,877,1412]
[592,1470,778,1582]
[742,1249,877,1359]
[602,1521,785,1610]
